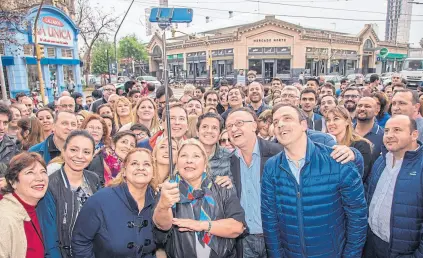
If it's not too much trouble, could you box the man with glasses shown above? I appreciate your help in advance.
[342,87,361,120]
[155,86,174,119]
[129,124,150,144]
[226,107,283,258]
[280,86,300,106]
[57,96,76,112]
[90,84,116,113]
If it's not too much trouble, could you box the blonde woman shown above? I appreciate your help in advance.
[153,139,245,258]
[325,106,372,182]
[72,148,157,257]
[119,97,161,135]
[185,115,199,139]
[113,97,134,129]
[151,137,177,192]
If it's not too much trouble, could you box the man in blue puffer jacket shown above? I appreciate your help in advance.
[261,104,367,258]
[364,115,423,257]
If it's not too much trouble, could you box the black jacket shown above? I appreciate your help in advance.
[0,135,18,166]
[86,153,105,187]
[230,137,283,199]
[154,181,246,258]
[48,167,100,257]
[89,97,107,113]
[351,140,372,183]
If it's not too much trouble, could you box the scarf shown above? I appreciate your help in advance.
[95,141,104,152]
[175,173,217,250]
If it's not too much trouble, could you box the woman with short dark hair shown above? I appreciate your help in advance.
[47,130,100,257]
[0,152,49,258]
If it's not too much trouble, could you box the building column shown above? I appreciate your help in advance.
[8,57,30,98]
[42,65,53,102]
[57,65,65,95]
[73,63,82,94]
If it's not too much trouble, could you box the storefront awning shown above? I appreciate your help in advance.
[378,53,407,60]
[1,56,15,66]
[25,57,80,65]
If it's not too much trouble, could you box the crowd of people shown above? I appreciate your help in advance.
[0,73,423,258]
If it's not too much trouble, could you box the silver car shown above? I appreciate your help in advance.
[136,76,162,87]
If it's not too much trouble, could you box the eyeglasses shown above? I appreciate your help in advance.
[219,138,231,144]
[344,94,359,99]
[135,132,148,138]
[87,126,102,132]
[392,77,400,79]
[281,94,298,99]
[103,88,115,92]
[226,120,253,129]
[60,104,75,109]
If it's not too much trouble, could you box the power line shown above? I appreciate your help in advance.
[132,0,423,22]
[244,0,423,17]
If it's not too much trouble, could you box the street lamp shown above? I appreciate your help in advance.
[34,0,47,104]
[105,48,111,83]
[171,28,213,88]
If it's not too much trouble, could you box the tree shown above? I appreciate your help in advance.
[75,0,119,86]
[118,34,148,62]
[420,38,423,48]
[91,40,115,75]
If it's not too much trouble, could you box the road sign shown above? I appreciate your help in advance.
[380,48,389,57]
[149,8,193,23]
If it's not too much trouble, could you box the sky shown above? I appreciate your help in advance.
[93,0,423,47]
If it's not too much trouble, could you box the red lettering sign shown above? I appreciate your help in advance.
[42,17,64,27]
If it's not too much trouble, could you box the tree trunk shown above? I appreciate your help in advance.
[84,47,92,89]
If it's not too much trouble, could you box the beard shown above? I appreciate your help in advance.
[357,115,372,122]
[344,101,357,113]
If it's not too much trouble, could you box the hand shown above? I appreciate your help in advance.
[158,180,180,209]
[215,176,233,189]
[331,145,355,164]
[172,218,208,232]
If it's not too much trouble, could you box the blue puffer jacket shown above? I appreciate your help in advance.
[261,138,368,258]
[366,143,423,257]
[29,134,53,164]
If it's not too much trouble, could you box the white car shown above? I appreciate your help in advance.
[136,76,162,87]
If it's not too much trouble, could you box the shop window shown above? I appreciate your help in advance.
[248,59,262,75]
[199,61,207,76]
[276,59,291,74]
[226,60,234,76]
[61,48,73,58]
[188,63,194,75]
[0,43,4,55]
[47,47,56,58]
[23,44,33,56]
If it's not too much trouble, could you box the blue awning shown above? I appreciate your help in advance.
[1,56,15,66]
[25,57,80,65]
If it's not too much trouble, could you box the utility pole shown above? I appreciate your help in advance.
[114,0,135,79]
[106,48,111,83]
[34,0,47,104]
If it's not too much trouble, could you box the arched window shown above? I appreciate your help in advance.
[152,45,162,58]
[364,39,374,50]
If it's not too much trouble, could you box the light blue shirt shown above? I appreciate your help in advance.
[236,139,262,234]
[287,157,306,184]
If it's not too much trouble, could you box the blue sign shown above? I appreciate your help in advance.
[149,8,193,23]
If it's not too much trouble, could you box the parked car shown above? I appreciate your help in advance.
[347,73,364,83]
[381,72,394,82]
[136,76,162,87]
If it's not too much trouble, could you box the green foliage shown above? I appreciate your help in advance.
[118,34,148,62]
[91,40,115,75]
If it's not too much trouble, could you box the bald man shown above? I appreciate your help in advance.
[354,97,384,163]
[57,96,75,112]
[61,91,71,97]
[364,115,422,258]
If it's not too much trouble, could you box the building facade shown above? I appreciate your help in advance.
[0,5,81,101]
[147,16,408,84]
[385,0,413,43]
